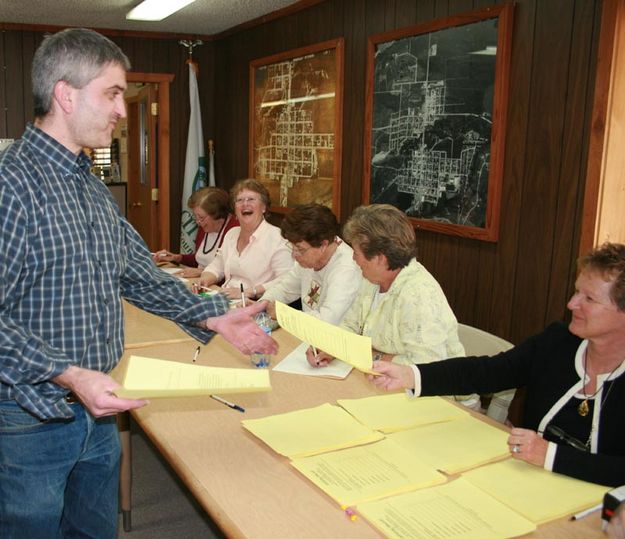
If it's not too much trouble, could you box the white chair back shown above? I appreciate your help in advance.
[457,323,513,356]
[457,323,515,423]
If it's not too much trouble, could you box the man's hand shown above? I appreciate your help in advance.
[368,361,415,391]
[53,366,147,417]
[205,301,278,356]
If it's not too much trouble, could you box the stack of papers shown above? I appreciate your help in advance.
[243,393,609,536]
[114,355,271,398]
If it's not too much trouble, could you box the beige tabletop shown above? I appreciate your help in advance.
[114,325,606,539]
[123,300,195,349]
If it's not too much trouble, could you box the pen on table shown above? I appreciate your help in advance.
[570,503,602,521]
[192,346,200,363]
[210,394,245,413]
[240,283,246,307]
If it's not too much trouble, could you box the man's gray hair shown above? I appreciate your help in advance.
[32,27,131,118]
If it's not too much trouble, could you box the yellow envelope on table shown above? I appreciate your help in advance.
[462,458,609,524]
[114,355,271,398]
[275,301,374,374]
[388,415,510,474]
[357,477,536,539]
[291,438,445,507]
[241,402,384,458]
[337,393,469,433]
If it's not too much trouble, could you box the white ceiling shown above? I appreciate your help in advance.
[0,0,301,36]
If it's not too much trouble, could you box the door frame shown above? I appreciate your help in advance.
[580,0,625,252]
[127,72,174,250]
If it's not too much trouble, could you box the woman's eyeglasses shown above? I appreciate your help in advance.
[234,196,259,205]
[287,242,312,257]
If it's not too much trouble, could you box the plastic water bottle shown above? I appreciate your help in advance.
[250,311,272,368]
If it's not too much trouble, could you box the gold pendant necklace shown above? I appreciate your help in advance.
[578,399,590,417]
[579,350,620,417]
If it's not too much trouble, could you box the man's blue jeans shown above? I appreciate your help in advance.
[0,400,120,538]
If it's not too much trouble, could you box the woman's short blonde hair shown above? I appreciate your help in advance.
[578,242,625,311]
[343,204,416,270]
[230,179,271,209]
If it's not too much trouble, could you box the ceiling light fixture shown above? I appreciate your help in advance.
[126,0,197,22]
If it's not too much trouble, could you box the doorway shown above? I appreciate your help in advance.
[124,72,174,251]
[126,83,157,248]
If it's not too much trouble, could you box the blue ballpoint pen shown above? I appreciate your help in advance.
[210,394,245,413]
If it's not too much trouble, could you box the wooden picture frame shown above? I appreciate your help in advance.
[249,38,344,217]
[363,4,513,241]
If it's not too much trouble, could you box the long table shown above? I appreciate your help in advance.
[114,325,605,539]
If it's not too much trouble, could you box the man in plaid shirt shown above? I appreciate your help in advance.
[0,27,276,538]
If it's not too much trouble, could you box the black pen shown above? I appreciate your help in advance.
[546,424,588,452]
[193,346,200,363]
[210,394,245,413]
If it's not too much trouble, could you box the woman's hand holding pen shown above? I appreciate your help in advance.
[305,347,333,368]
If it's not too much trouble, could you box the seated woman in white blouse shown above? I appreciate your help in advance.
[152,187,238,278]
[260,203,362,324]
[199,179,292,300]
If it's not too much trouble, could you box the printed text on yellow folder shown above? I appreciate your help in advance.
[114,355,271,398]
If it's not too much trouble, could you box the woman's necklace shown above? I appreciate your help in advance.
[201,217,228,254]
[578,350,621,417]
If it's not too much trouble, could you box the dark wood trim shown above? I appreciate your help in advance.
[579,0,620,255]
[0,21,215,41]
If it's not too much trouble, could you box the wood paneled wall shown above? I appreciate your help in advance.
[212,0,603,344]
[0,0,604,345]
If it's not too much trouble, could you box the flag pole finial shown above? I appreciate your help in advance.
[179,39,203,62]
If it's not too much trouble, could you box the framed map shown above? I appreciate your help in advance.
[249,39,344,216]
[364,4,513,241]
